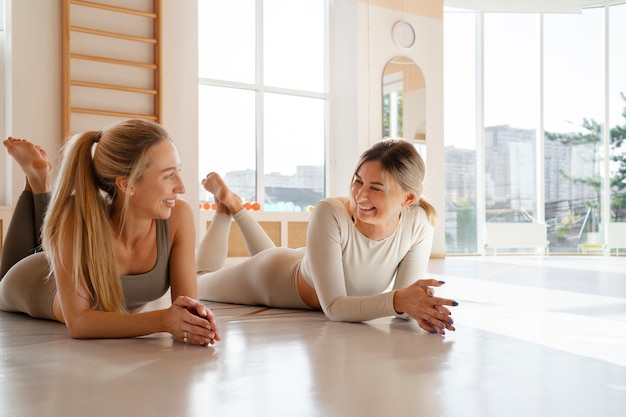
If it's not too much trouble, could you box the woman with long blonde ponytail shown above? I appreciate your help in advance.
[1,119,220,346]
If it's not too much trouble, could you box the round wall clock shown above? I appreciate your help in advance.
[392,20,415,48]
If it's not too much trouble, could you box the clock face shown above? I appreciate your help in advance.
[392,20,415,48]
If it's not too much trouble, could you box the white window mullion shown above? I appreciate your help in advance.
[537,13,545,224]
[476,12,486,253]
[256,0,265,206]
[603,5,611,238]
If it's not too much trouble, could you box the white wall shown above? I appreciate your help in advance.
[5,0,62,206]
[328,0,361,197]
[2,0,445,255]
[159,0,200,213]
[354,1,445,255]
[0,30,6,206]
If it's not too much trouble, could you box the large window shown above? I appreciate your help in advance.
[543,9,605,252]
[443,12,478,254]
[444,4,626,254]
[609,3,626,227]
[198,0,327,212]
[484,14,540,225]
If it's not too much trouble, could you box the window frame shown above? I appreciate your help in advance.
[197,0,329,210]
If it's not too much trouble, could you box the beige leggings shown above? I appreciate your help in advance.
[0,191,57,320]
[196,210,310,309]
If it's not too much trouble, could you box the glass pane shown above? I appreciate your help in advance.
[263,0,325,92]
[198,0,256,84]
[484,14,539,225]
[198,85,256,202]
[609,3,626,231]
[444,11,478,254]
[264,93,325,211]
[382,56,425,141]
[543,9,605,253]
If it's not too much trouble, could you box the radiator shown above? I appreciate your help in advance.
[484,222,549,255]
[606,222,626,255]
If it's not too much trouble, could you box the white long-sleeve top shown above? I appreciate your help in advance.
[299,197,434,322]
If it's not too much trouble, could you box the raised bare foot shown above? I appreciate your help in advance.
[3,137,51,194]
[201,172,243,215]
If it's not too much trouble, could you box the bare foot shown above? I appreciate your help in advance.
[211,195,231,215]
[3,137,51,194]
[201,172,243,215]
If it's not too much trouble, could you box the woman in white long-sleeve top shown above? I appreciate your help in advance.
[197,138,457,335]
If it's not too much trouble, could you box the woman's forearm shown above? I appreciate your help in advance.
[64,308,168,339]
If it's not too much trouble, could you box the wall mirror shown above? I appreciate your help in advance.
[382,56,426,152]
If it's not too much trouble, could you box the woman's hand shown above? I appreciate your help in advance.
[393,279,457,335]
[167,296,221,346]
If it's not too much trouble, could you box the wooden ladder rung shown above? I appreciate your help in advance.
[71,80,157,95]
[70,0,158,19]
[70,53,157,70]
[71,107,158,120]
[70,26,157,44]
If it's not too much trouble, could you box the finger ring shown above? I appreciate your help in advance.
[183,330,188,344]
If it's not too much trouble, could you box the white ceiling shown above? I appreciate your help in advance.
[444,0,623,13]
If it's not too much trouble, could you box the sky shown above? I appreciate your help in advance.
[443,5,626,150]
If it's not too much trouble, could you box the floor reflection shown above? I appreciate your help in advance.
[1,256,625,417]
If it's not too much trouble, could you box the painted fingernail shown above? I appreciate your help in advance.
[448,319,454,325]
[452,301,459,306]
[440,324,445,329]
[438,280,446,284]
[429,330,437,334]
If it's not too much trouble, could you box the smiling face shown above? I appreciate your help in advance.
[129,140,186,220]
[350,160,414,239]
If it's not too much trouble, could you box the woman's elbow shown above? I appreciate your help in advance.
[64,324,84,339]
[322,308,363,323]
[63,317,90,339]
[323,313,343,322]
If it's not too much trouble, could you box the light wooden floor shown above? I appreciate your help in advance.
[1,256,625,417]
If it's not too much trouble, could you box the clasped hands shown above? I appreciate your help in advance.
[393,279,458,335]
[170,296,220,346]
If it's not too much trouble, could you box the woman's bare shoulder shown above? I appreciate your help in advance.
[167,199,194,232]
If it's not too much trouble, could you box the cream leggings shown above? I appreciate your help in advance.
[196,210,310,309]
[0,191,56,320]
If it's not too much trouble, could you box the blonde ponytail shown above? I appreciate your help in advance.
[43,130,124,312]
